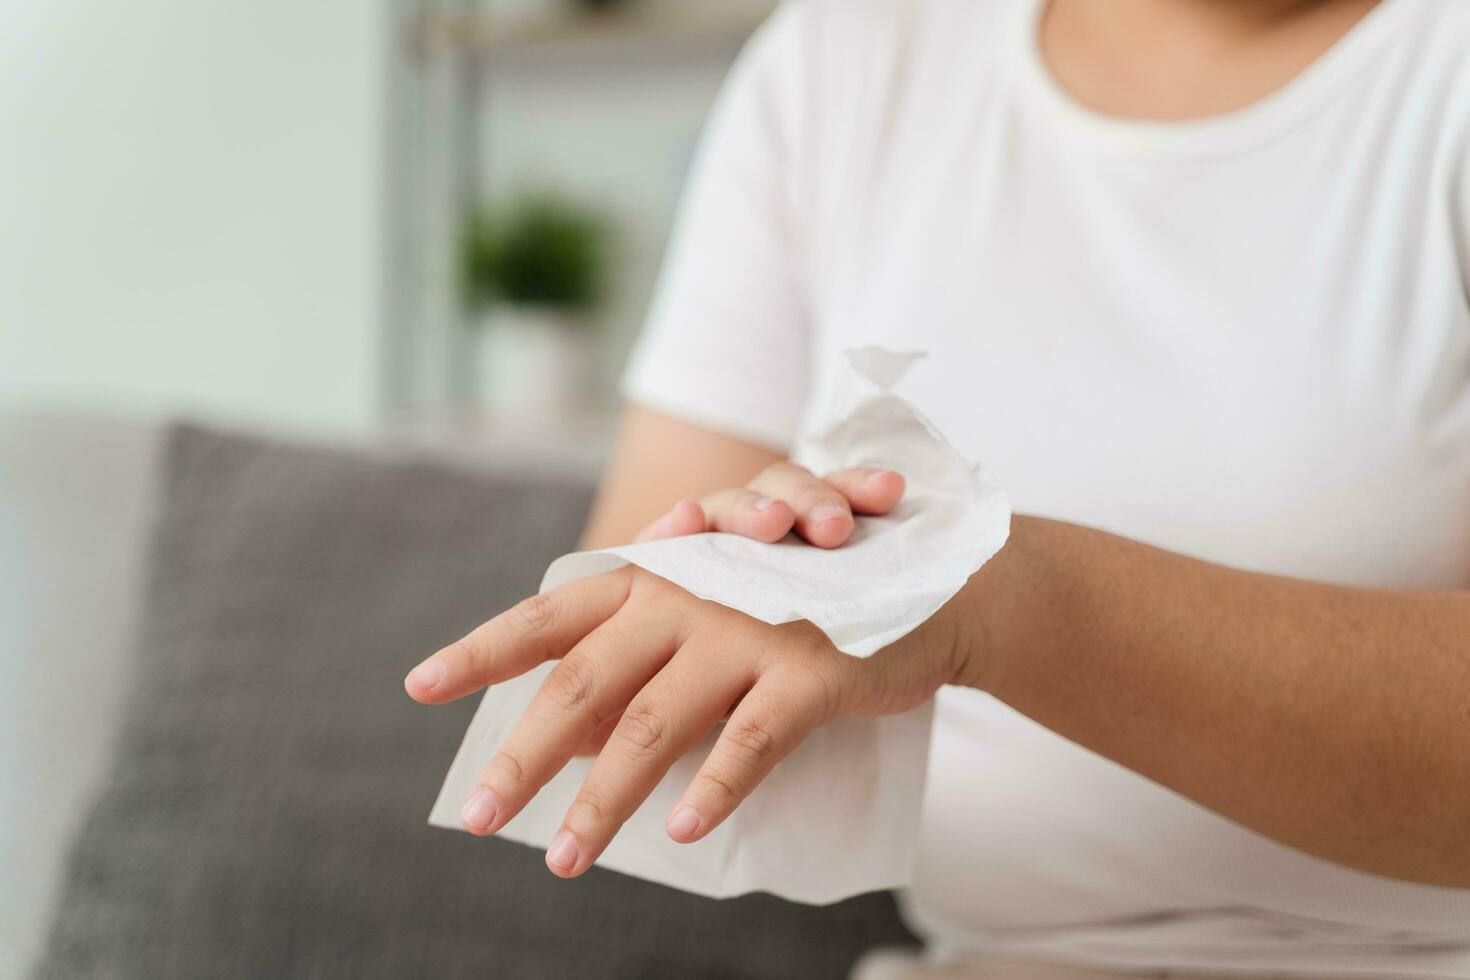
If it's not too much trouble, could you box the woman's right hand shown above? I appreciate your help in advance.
[633,461,906,549]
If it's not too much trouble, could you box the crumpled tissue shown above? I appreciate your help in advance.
[429,347,1011,903]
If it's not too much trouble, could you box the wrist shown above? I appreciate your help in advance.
[951,514,1051,695]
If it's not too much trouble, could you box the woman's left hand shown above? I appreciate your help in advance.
[404,563,975,878]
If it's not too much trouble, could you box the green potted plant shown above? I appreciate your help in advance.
[460,191,610,417]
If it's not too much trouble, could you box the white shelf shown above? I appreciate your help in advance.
[406,5,772,65]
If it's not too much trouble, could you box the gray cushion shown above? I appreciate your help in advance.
[33,423,917,980]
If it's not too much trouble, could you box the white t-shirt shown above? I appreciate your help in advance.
[622,0,1470,974]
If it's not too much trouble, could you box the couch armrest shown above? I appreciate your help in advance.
[0,414,163,977]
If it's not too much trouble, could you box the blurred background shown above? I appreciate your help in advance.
[2,4,930,979]
[1,0,778,462]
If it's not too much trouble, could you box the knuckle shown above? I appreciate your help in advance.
[607,565,641,596]
[570,786,611,825]
[489,749,527,786]
[754,461,786,484]
[615,702,670,755]
[725,714,779,765]
[630,573,678,607]
[708,487,744,509]
[545,655,596,711]
[447,635,485,671]
[737,489,771,512]
[696,766,743,805]
[639,570,676,594]
[760,460,811,485]
[510,592,560,637]
[758,669,829,726]
[804,488,851,512]
[770,632,847,721]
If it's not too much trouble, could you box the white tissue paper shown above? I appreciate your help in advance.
[430,347,1011,903]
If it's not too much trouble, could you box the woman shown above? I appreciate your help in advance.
[407,0,1470,975]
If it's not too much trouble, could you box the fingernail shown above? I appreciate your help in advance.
[868,469,896,484]
[407,660,445,693]
[667,805,701,840]
[810,502,848,524]
[460,787,499,831]
[751,496,777,512]
[547,830,580,872]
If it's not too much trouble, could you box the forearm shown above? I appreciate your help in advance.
[579,405,783,549]
[961,516,1470,887]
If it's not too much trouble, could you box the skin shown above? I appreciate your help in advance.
[408,407,1470,888]
[1041,0,1385,121]
[407,0,1470,888]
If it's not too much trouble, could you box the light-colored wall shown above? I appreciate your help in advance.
[482,54,735,404]
[0,0,390,433]
[478,0,778,406]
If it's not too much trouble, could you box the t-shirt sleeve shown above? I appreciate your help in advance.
[619,2,813,452]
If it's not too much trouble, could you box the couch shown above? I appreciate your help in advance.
[1,414,918,979]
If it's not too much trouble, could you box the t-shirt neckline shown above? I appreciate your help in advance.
[1013,0,1423,158]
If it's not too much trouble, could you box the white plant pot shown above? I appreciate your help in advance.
[476,307,591,420]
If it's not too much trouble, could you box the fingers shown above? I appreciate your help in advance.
[666,659,838,844]
[404,570,632,705]
[545,640,756,876]
[460,608,681,837]
[746,462,857,548]
[633,498,707,543]
[631,466,905,549]
[636,491,797,545]
[821,467,906,516]
[696,488,796,543]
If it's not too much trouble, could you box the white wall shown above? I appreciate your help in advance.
[0,0,390,433]
[482,53,737,404]
[472,0,777,407]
